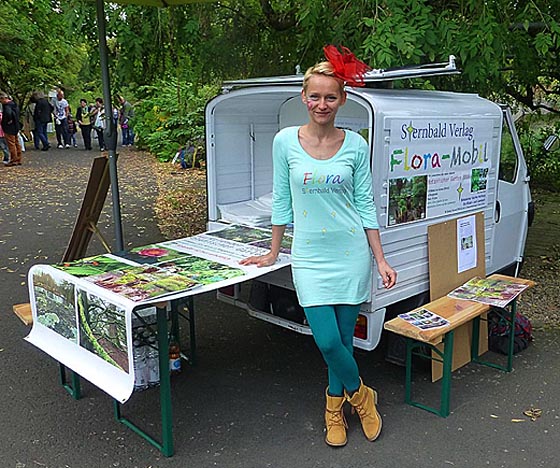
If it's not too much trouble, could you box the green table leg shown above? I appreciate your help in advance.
[506,301,517,372]
[471,315,481,362]
[405,338,413,405]
[186,297,197,366]
[440,331,454,418]
[59,363,81,400]
[170,301,180,346]
[157,304,174,456]
[114,304,174,457]
[173,297,197,366]
[403,331,454,417]
[472,302,516,373]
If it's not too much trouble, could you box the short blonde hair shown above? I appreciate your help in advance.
[302,61,345,93]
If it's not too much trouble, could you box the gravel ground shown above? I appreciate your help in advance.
[517,255,560,329]
[516,187,560,329]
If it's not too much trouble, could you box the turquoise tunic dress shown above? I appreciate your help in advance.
[271,126,379,307]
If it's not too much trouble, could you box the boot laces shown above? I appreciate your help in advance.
[355,405,369,418]
[353,397,374,420]
[326,409,345,428]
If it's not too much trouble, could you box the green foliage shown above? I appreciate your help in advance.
[517,116,560,191]
[296,0,559,103]
[0,0,86,105]
[132,78,219,161]
[192,0,299,79]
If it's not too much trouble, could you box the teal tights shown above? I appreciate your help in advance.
[303,304,361,397]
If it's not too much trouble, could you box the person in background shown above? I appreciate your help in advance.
[240,46,396,447]
[24,98,39,150]
[113,106,119,128]
[0,91,23,166]
[118,95,135,147]
[90,97,106,151]
[112,106,119,146]
[33,91,53,151]
[0,108,11,163]
[67,108,78,148]
[76,98,92,150]
[53,89,71,148]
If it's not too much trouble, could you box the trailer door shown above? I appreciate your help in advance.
[491,107,531,274]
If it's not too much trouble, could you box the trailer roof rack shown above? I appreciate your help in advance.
[222,55,460,91]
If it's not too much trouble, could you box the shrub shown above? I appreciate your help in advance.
[132,78,219,162]
[517,116,560,192]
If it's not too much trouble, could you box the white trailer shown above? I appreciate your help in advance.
[204,57,533,351]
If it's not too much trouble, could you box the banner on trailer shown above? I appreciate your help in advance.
[386,118,493,227]
[26,225,291,402]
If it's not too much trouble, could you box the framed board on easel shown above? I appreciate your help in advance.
[428,211,487,381]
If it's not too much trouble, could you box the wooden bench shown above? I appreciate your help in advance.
[13,303,33,326]
[384,274,535,417]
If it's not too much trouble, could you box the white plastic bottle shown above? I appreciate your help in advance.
[147,336,160,387]
[133,339,149,391]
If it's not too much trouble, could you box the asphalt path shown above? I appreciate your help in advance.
[1,143,558,468]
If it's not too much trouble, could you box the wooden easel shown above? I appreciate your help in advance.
[62,155,112,261]
[14,156,112,325]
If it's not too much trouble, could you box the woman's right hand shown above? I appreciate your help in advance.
[239,251,278,268]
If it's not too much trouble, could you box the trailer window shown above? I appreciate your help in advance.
[499,123,518,183]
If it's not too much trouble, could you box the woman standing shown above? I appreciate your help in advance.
[90,97,106,151]
[76,99,93,150]
[241,46,396,447]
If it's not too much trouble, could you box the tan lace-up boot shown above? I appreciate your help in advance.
[345,379,382,441]
[324,389,348,447]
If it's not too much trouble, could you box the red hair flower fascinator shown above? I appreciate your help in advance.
[323,44,371,87]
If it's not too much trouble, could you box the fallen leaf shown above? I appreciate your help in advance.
[523,408,543,421]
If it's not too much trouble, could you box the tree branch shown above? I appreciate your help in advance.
[509,22,548,36]
[506,84,536,109]
[259,0,296,31]
[506,84,560,114]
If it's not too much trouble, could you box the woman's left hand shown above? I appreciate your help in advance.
[239,251,278,268]
[377,260,397,289]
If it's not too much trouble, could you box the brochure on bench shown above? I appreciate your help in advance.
[447,276,528,308]
[398,308,450,330]
[25,225,292,403]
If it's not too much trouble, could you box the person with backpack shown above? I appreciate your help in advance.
[0,91,23,166]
